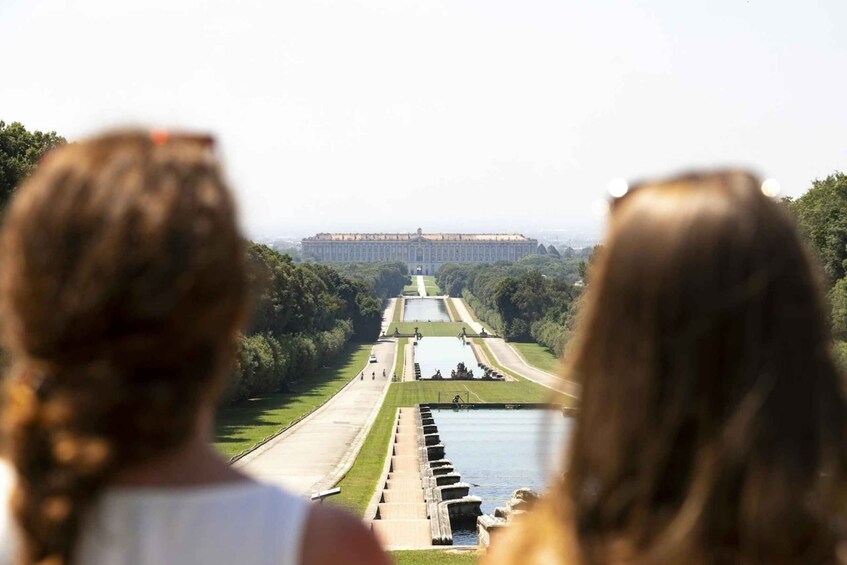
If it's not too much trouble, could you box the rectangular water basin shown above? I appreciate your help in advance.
[415,336,479,379]
[430,407,573,545]
[403,298,451,322]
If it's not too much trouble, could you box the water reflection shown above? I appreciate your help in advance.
[432,408,573,544]
[415,337,478,379]
[403,298,451,322]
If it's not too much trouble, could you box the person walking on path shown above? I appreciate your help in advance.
[0,131,388,565]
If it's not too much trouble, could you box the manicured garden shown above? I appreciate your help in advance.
[387,322,476,337]
[331,378,548,515]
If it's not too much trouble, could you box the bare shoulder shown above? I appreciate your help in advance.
[300,504,390,565]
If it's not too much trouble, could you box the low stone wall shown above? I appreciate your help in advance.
[477,487,542,549]
[415,405,483,545]
[477,515,508,549]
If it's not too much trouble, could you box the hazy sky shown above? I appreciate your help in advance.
[2,0,845,239]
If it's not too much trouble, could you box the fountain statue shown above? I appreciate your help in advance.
[450,362,475,380]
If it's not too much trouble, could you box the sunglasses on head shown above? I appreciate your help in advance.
[605,170,780,212]
[150,129,215,150]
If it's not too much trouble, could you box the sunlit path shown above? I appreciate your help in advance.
[416,275,427,297]
[235,304,397,495]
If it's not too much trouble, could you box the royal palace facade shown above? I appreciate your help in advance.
[302,228,538,275]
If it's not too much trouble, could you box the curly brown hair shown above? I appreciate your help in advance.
[0,131,248,564]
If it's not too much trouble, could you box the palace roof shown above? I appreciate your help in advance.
[303,231,533,242]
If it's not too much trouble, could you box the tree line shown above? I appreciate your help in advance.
[224,246,409,404]
[784,172,847,368]
[0,121,66,207]
[436,254,588,355]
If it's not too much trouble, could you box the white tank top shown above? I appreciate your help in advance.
[0,465,310,565]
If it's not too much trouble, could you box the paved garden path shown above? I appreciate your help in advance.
[235,303,397,495]
[416,275,427,297]
[450,298,581,399]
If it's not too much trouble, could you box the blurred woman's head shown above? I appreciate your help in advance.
[491,170,846,564]
[0,131,248,564]
[566,170,846,562]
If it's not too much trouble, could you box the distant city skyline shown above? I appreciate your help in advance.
[2,0,845,240]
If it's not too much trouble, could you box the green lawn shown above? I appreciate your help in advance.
[422,276,442,295]
[214,343,373,459]
[510,342,561,375]
[393,297,405,323]
[445,298,460,322]
[331,379,548,515]
[394,338,406,379]
[387,322,475,337]
[392,549,481,565]
[403,283,420,296]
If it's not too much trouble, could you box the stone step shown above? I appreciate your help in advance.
[377,503,428,520]
[382,489,425,503]
[387,479,422,489]
[391,458,418,470]
[392,464,418,474]
[388,469,421,479]
[372,519,432,548]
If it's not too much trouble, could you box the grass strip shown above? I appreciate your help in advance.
[332,379,547,515]
[422,276,442,295]
[214,343,372,458]
[445,298,461,322]
[510,342,561,375]
[458,298,496,334]
[421,276,439,287]
[394,338,406,379]
[391,549,481,565]
[393,297,405,323]
[403,283,420,295]
[387,322,474,337]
